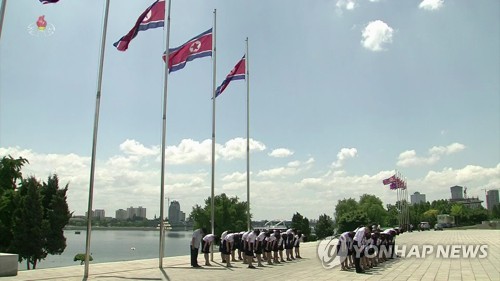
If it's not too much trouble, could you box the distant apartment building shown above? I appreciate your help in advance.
[86,209,105,220]
[486,189,499,211]
[115,209,128,220]
[410,192,426,204]
[127,206,147,219]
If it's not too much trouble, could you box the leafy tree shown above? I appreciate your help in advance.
[431,199,452,215]
[315,214,334,239]
[189,193,249,237]
[0,155,28,195]
[492,204,500,219]
[358,194,386,225]
[467,207,488,225]
[334,198,358,224]
[336,210,368,233]
[451,204,465,226]
[385,204,399,227]
[291,212,311,240]
[40,175,72,256]
[11,177,45,269]
[423,209,439,225]
[0,156,29,252]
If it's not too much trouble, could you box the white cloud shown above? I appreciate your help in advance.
[419,0,444,11]
[219,138,266,160]
[257,158,314,179]
[163,137,266,165]
[119,139,158,157]
[361,20,394,51]
[397,142,466,167]
[1,146,498,221]
[336,0,358,11]
[333,148,358,168]
[429,142,466,155]
[268,148,294,158]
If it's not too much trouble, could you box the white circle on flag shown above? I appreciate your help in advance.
[189,41,201,53]
[143,10,152,22]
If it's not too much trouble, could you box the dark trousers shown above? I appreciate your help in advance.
[353,241,363,273]
[190,246,199,266]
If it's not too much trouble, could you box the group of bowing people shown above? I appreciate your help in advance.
[337,225,401,274]
[201,228,304,269]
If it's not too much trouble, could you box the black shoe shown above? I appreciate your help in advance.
[356,270,366,274]
[192,264,202,268]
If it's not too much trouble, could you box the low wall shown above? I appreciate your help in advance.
[0,253,18,276]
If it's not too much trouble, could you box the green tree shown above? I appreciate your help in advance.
[40,175,72,256]
[492,204,500,219]
[431,199,452,215]
[189,193,249,237]
[451,204,465,226]
[334,198,358,224]
[315,214,334,239]
[358,194,386,225]
[423,209,439,225]
[11,177,45,269]
[291,212,311,240]
[336,210,368,233]
[0,155,28,195]
[385,204,399,227]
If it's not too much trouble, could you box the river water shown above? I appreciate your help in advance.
[18,229,193,270]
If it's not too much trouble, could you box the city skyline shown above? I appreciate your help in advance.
[1,0,499,221]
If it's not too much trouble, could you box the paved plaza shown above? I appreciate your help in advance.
[3,229,499,281]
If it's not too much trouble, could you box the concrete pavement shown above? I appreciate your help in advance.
[3,229,499,281]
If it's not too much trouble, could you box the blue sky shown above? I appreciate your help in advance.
[1,0,498,221]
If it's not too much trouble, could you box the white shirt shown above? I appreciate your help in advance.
[221,230,228,240]
[247,232,257,244]
[203,234,216,243]
[242,231,250,241]
[224,233,235,243]
[353,227,366,242]
[286,229,293,235]
[257,232,266,242]
[266,235,276,243]
[192,229,204,248]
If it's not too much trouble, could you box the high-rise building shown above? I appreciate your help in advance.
[86,209,105,220]
[126,206,147,219]
[411,192,426,204]
[450,185,463,200]
[168,201,181,224]
[486,189,499,211]
[449,185,483,209]
[116,209,127,220]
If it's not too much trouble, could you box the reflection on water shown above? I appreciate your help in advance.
[18,230,192,270]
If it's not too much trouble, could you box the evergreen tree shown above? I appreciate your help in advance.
[11,177,45,270]
[41,175,72,255]
[315,214,334,239]
[0,156,28,252]
[290,212,311,240]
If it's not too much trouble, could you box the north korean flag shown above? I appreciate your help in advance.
[162,28,213,73]
[216,56,246,97]
[113,0,165,52]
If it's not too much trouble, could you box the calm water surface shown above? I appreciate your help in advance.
[18,230,192,270]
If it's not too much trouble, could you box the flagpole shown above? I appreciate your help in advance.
[210,8,217,261]
[0,0,7,42]
[84,0,110,278]
[245,37,251,231]
[159,0,172,268]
